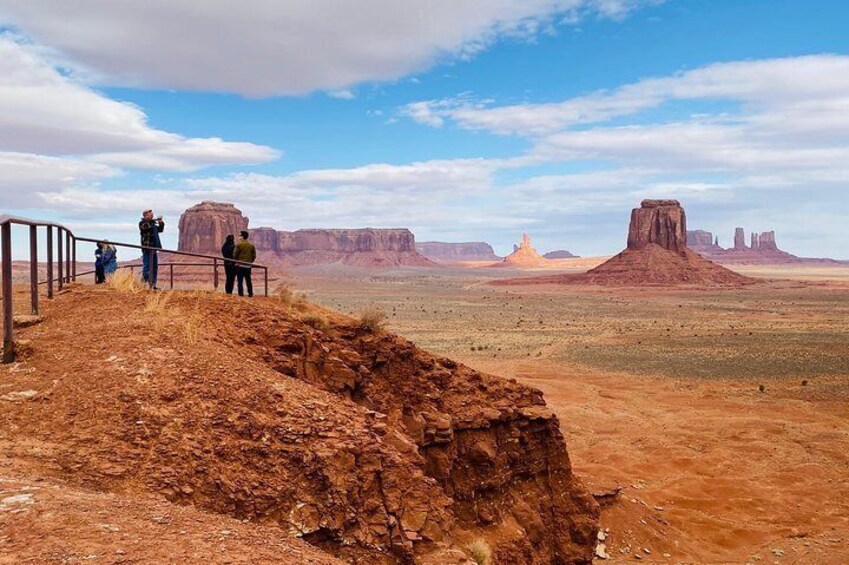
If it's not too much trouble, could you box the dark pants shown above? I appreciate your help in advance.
[224,263,236,294]
[142,249,158,287]
[237,267,253,297]
[95,266,105,284]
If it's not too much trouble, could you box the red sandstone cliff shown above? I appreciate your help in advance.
[177,202,435,268]
[492,234,549,268]
[178,202,249,255]
[416,242,500,262]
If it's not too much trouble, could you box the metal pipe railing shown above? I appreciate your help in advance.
[1,214,270,364]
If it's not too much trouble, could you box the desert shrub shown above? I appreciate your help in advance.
[182,311,201,345]
[358,307,387,333]
[465,538,492,565]
[273,283,296,306]
[302,312,332,333]
[107,269,145,294]
[144,290,173,314]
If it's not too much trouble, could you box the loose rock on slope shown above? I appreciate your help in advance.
[0,285,599,564]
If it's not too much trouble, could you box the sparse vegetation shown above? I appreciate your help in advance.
[302,312,332,333]
[107,269,146,294]
[273,283,296,306]
[464,538,492,565]
[358,307,387,333]
[144,290,173,314]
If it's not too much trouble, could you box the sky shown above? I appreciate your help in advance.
[1,0,848,258]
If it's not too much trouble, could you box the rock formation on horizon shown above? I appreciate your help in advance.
[178,202,249,255]
[496,200,752,287]
[494,233,549,268]
[415,241,500,262]
[626,199,688,253]
[686,227,839,264]
[178,202,434,268]
[543,249,580,259]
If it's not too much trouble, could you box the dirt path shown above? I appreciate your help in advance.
[470,358,849,564]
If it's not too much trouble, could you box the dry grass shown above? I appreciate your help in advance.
[358,307,387,334]
[143,291,173,314]
[301,312,332,333]
[107,269,146,294]
[464,538,492,565]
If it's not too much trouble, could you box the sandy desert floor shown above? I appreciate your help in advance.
[289,263,849,564]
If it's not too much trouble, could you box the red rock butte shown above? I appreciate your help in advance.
[495,199,754,287]
[178,201,434,268]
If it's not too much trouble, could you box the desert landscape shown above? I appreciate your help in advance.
[3,3,849,564]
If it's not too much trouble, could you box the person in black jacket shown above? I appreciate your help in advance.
[221,234,236,294]
[138,209,165,289]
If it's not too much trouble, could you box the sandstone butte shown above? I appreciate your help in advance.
[495,199,755,287]
[177,201,435,268]
[492,234,550,268]
[1,285,600,565]
[687,226,843,265]
[416,241,501,262]
[543,250,579,259]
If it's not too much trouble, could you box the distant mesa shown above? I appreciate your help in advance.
[496,199,754,287]
[687,227,841,265]
[416,241,500,262]
[543,250,579,259]
[493,233,550,268]
[178,202,435,268]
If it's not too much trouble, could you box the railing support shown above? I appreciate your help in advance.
[264,268,269,297]
[29,225,39,315]
[47,226,54,299]
[71,236,76,282]
[57,228,64,290]
[2,222,14,363]
[213,259,219,290]
[65,230,71,284]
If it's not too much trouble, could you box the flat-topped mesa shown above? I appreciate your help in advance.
[178,202,249,255]
[626,199,687,253]
[757,230,778,251]
[250,227,434,267]
[416,242,500,262]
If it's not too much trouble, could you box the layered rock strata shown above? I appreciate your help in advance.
[416,242,500,262]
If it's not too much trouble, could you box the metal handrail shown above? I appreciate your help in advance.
[1,214,270,363]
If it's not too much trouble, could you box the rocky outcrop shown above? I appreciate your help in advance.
[543,250,579,259]
[6,286,600,564]
[416,242,500,262]
[178,202,249,255]
[495,200,753,287]
[254,227,435,267]
[687,230,723,254]
[177,202,434,268]
[494,234,549,268]
[686,227,838,264]
[734,227,746,251]
[627,199,688,253]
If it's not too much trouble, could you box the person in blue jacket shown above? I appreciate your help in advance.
[94,242,105,284]
[102,242,118,277]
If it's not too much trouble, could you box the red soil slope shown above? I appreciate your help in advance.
[0,285,598,564]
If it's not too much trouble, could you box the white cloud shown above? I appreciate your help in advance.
[0,152,119,206]
[328,89,356,100]
[405,55,849,136]
[0,36,279,170]
[0,0,660,96]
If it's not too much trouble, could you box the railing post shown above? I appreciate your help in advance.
[65,230,71,284]
[46,226,54,299]
[71,236,76,282]
[2,221,14,363]
[29,225,39,315]
[170,264,174,290]
[264,267,269,297]
[57,228,64,290]
[213,259,219,290]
